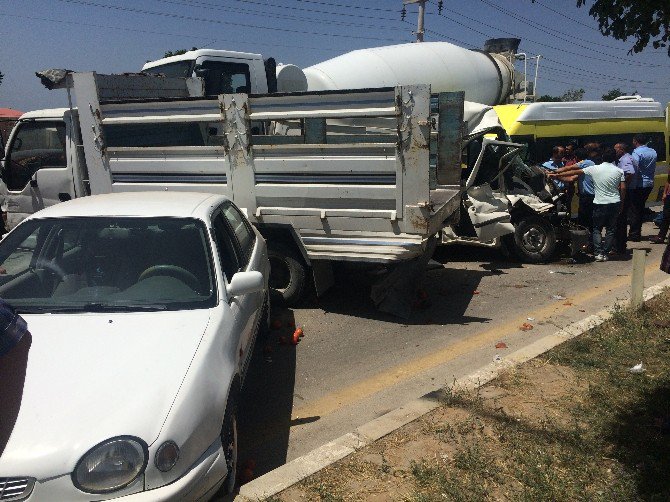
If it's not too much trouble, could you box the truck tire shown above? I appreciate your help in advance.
[512,215,557,263]
[268,244,307,307]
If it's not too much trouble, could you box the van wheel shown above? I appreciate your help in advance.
[513,215,557,263]
[268,244,307,307]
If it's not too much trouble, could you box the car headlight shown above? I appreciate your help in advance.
[72,436,148,494]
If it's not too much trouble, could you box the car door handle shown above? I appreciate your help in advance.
[58,193,71,202]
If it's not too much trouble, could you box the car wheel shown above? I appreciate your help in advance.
[268,244,307,307]
[513,215,557,263]
[221,400,238,495]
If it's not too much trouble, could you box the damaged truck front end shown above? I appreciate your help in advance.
[443,122,588,263]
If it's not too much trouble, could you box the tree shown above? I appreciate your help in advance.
[601,88,625,100]
[561,88,586,101]
[163,47,198,58]
[536,94,563,102]
[601,88,639,101]
[575,1,670,56]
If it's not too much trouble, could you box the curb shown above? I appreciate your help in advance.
[236,276,670,501]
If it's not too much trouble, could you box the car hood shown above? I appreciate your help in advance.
[0,309,211,478]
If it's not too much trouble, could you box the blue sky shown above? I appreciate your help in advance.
[1,0,668,112]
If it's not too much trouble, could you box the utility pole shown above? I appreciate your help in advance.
[403,0,426,42]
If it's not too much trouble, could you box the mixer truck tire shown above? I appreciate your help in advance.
[510,215,557,263]
[268,243,307,307]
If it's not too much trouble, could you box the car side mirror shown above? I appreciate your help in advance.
[227,271,264,299]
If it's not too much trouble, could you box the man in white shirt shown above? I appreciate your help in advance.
[548,149,626,261]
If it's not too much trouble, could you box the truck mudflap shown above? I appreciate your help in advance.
[370,234,439,319]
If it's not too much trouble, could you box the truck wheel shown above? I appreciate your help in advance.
[512,215,557,263]
[268,244,307,307]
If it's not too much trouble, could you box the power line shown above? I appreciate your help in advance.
[294,0,398,13]
[171,0,401,22]
[539,65,667,91]
[438,0,666,68]
[532,0,601,32]
[1,12,343,54]
[55,0,404,43]
[474,0,644,56]
[150,0,404,27]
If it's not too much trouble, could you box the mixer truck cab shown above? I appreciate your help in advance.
[141,49,308,95]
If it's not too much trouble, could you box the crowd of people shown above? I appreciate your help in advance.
[543,134,659,262]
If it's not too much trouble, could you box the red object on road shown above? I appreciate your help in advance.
[291,328,304,345]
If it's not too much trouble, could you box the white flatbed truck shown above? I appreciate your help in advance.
[1,71,523,314]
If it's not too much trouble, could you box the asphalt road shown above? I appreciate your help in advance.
[236,220,669,481]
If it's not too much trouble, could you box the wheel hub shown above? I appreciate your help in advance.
[522,226,546,251]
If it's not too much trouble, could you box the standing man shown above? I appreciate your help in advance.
[613,142,637,253]
[543,145,566,192]
[628,134,657,241]
[548,149,625,261]
[573,148,596,242]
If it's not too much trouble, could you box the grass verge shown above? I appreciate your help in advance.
[274,290,670,501]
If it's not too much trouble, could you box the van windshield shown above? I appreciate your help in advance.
[0,217,216,313]
[143,60,195,78]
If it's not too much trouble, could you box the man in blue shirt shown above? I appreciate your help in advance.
[627,134,657,241]
[614,142,638,253]
[542,145,566,192]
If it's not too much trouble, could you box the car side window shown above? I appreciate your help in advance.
[212,212,240,281]
[221,202,255,265]
[6,121,67,191]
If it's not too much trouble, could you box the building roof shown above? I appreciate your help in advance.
[0,108,23,118]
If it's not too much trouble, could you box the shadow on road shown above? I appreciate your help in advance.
[310,244,525,326]
[236,308,299,481]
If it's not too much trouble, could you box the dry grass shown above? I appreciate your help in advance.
[272,291,670,502]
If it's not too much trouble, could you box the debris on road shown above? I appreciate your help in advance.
[493,354,502,362]
[495,342,508,349]
[292,328,304,345]
[527,317,535,321]
[549,270,576,275]
[629,362,645,373]
[551,294,567,300]
[519,322,534,331]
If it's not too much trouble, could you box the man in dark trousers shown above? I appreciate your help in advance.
[548,149,626,261]
[627,134,658,241]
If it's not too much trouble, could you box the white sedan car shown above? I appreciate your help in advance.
[0,192,269,500]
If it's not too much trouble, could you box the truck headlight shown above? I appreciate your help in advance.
[72,436,147,493]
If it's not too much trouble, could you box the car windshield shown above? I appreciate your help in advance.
[0,217,216,313]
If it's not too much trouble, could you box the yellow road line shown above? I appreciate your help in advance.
[292,261,662,420]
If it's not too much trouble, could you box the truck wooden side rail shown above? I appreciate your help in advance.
[6,71,466,311]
